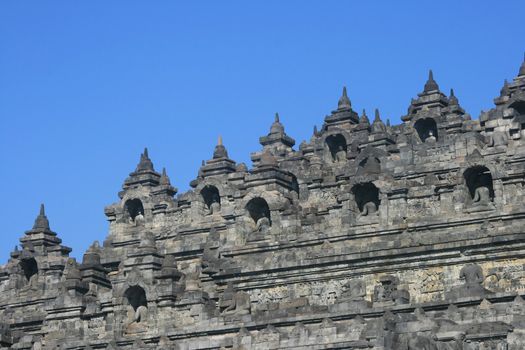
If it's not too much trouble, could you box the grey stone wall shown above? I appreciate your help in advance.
[2,59,525,349]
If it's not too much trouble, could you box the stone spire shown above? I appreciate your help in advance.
[213,135,229,159]
[159,167,171,186]
[32,204,50,232]
[82,241,102,267]
[156,167,178,198]
[359,109,370,125]
[136,147,154,172]
[259,113,295,150]
[424,70,439,92]
[402,70,448,122]
[196,136,236,181]
[518,52,525,77]
[500,79,510,97]
[21,204,71,255]
[371,109,387,134]
[446,88,465,118]
[325,86,359,125]
[338,86,351,110]
[449,88,459,106]
[123,148,161,189]
[270,113,285,135]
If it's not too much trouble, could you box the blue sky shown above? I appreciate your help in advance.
[1,1,524,263]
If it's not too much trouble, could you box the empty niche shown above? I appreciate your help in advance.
[201,185,221,214]
[20,258,38,282]
[124,198,144,221]
[325,134,347,162]
[464,166,494,205]
[246,197,271,232]
[414,118,438,142]
[352,182,380,216]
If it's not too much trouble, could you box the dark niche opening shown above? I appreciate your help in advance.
[414,118,438,142]
[124,285,147,311]
[291,174,300,193]
[464,166,494,204]
[201,185,221,211]
[510,100,525,116]
[125,199,144,221]
[352,182,380,215]
[325,134,347,162]
[20,258,38,282]
[246,197,271,225]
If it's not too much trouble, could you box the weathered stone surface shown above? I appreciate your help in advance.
[2,58,525,349]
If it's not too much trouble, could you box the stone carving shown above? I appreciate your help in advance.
[334,144,347,162]
[330,278,370,312]
[361,200,378,216]
[462,263,484,284]
[220,283,251,316]
[373,275,410,305]
[447,263,492,299]
[133,212,145,226]
[425,130,437,143]
[132,305,147,323]
[209,201,221,215]
[255,217,271,233]
[473,185,491,205]
[339,279,366,301]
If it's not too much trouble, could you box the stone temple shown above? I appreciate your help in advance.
[2,58,525,350]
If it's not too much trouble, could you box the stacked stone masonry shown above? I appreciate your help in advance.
[2,58,525,349]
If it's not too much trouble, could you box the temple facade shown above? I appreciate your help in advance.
[2,58,525,349]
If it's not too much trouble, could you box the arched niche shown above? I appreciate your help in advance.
[124,285,147,311]
[201,185,221,214]
[352,182,380,216]
[325,134,347,162]
[124,199,144,221]
[246,197,271,228]
[19,258,38,282]
[124,285,148,324]
[414,118,438,142]
[510,100,525,116]
[464,166,494,205]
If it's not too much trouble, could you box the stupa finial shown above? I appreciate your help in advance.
[424,69,439,92]
[136,147,154,172]
[337,86,351,110]
[32,203,50,231]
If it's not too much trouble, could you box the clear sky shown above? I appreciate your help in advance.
[1,1,524,263]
